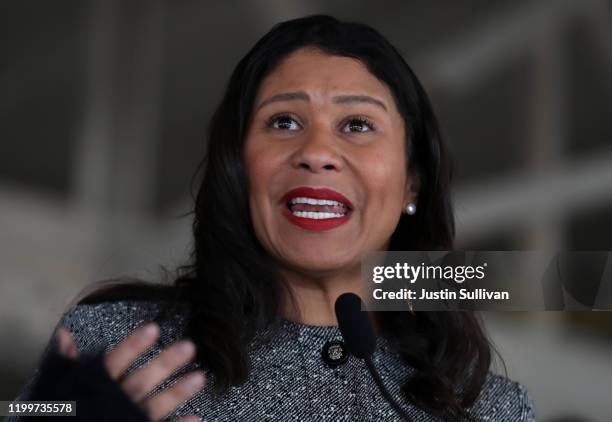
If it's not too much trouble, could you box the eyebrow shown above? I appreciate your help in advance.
[256,91,388,112]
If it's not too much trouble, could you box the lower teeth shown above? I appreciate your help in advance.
[291,211,346,219]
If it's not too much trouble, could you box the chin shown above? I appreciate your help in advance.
[285,249,359,275]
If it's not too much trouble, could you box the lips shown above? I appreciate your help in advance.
[279,187,354,210]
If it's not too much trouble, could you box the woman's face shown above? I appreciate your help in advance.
[244,47,417,278]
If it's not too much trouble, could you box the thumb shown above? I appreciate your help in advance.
[55,327,79,360]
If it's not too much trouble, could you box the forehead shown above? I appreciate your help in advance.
[255,47,395,103]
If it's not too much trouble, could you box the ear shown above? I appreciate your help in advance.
[403,169,419,208]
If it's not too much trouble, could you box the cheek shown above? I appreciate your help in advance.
[243,137,286,224]
[361,149,406,205]
[244,138,273,197]
[243,141,266,228]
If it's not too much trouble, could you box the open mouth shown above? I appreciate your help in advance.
[279,186,354,231]
[286,197,352,219]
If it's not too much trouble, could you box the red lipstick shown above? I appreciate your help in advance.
[280,186,353,231]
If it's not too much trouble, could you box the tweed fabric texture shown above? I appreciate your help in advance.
[10,300,536,421]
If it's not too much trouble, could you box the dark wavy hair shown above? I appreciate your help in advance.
[77,14,492,421]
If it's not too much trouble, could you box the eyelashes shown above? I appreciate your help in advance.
[266,113,301,131]
[265,113,377,133]
[341,116,376,133]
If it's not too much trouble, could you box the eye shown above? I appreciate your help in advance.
[267,114,302,131]
[341,116,376,133]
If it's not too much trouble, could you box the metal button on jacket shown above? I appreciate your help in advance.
[321,340,349,367]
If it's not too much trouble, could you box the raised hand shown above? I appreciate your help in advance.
[55,323,204,422]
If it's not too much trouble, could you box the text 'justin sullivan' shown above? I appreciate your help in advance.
[372,288,510,301]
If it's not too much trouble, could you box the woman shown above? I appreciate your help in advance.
[9,14,535,421]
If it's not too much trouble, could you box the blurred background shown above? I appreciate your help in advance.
[1,0,612,420]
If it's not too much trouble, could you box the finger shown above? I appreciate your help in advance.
[120,340,196,402]
[176,416,200,422]
[55,329,69,355]
[142,371,205,422]
[55,328,79,360]
[104,322,159,379]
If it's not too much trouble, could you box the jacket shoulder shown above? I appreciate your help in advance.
[58,299,181,357]
[62,280,190,355]
[469,372,537,421]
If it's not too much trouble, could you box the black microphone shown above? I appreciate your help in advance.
[334,293,413,422]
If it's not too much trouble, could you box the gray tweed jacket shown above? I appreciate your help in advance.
[10,300,537,421]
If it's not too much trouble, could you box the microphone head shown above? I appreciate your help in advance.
[334,293,376,359]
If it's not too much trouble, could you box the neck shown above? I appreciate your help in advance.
[279,265,380,332]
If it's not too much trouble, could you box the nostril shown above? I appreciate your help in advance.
[323,164,335,170]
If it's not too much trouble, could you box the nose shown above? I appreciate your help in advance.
[290,127,343,173]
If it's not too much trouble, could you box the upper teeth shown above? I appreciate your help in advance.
[289,197,347,207]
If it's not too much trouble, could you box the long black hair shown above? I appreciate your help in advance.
[77,15,492,420]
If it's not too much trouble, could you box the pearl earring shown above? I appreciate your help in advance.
[404,203,416,215]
